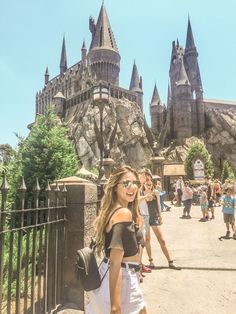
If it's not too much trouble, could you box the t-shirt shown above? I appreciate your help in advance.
[221,195,236,214]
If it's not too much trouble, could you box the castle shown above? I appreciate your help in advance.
[35,4,236,152]
[35,4,143,121]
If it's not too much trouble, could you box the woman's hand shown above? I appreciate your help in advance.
[158,216,163,225]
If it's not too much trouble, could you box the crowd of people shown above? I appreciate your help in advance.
[85,166,236,314]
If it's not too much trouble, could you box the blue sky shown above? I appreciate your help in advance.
[1,0,236,148]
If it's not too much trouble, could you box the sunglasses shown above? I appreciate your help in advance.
[118,180,141,189]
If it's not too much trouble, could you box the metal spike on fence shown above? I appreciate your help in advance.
[62,183,67,206]
[1,172,9,208]
[19,176,27,210]
[55,182,60,206]
[34,177,41,209]
[46,180,51,207]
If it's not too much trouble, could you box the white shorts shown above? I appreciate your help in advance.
[85,261,146,314]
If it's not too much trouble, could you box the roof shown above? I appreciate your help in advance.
[89,4,118,53]
[163,164,186,176]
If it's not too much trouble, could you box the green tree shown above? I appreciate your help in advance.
[221,160,235,183]
[185,143,214,179]
[7,106,79,203]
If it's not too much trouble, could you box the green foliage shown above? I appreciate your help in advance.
[184,143,214,180]
[7,106,79,203]
[221,160,235,183]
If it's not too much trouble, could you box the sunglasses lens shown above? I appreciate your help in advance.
[121,180,140,188]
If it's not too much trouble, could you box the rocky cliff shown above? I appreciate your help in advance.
[65,97,153,169]
[160,108,236,177]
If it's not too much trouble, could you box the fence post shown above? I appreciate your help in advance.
[0,173,9,314]
[52,176,97,310]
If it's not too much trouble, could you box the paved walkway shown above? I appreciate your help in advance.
[59,203,236,314]
[141,203,236,314]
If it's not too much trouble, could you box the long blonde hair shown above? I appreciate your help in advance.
[95,166,140,256]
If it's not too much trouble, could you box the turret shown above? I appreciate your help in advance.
[184,17,203,100]
[44,67,49,85]
[53,91,66,118]
[81,40,87,67]
[174,58,192,139]
[129,61,143,110]
[150,84,165,134]
[60,36,67,75]
[87,3,120,85]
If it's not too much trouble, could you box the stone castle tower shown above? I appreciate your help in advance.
[150,18,205,143]
[35,4,144,118]
[34,4,152,169]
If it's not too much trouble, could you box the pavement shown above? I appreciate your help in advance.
[59,203,236,314]
[141,203,236,314]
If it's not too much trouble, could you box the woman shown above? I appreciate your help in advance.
[85,166,147,314]
[144,177,180,270]
[181,181,193,219]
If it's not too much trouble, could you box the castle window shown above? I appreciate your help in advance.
[108,28,114,48]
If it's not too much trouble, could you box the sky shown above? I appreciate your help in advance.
[1,0,236,148]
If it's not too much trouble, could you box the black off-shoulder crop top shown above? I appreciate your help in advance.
[104,221,139,257]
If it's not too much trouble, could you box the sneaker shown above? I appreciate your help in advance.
[233,233,236,240]
[211,215,215,220]
[149,261,155,269]
[186,215,191,219]
[141,264,152,273]
[199,218,206,222]
[226,231,230,238]
[166,206,171,211]
[180,215,187,219]
[139,276,143,283]
[168,261,181,270]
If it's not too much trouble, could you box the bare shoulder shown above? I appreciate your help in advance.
[112,207,132,223]
[106,207,132,232]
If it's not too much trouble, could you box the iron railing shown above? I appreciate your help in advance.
[0,174,67,314]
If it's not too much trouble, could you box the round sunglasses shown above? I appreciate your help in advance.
[118,180,141,189]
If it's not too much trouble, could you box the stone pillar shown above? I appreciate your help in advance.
[102,158,115,179]
[54,176,97,310]
[150,156,165,188]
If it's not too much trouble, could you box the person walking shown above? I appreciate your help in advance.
[85,166,147,314]
[176,176,184,207]
[180,181,193,219]
[144,174,181,270]
[199,186,209,222]
[221,187,236,239]
[204,176,215,219]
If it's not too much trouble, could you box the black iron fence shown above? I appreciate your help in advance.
[0,174,67,314]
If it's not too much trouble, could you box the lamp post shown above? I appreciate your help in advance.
[92,83,110,180]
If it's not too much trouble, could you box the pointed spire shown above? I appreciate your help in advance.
[129,61,142,92]
[150,84,161,106]
[44,66,49,85]
[81,39,87,67]
[60,36,67,75]
[82,39,86,49]
[89,3,118,52]
[176,58,190,86]
[185,17,196,50]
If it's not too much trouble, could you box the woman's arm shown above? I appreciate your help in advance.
[109,248,124,314]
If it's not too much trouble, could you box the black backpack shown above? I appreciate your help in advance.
[76,243,104,291]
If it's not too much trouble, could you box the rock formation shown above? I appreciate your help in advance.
[65,97,153,169]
